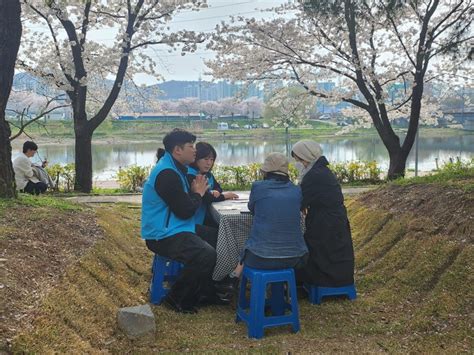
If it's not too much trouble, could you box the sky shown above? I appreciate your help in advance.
[92,0,288,85]
[135,0,288,84]
[22,1,288,85]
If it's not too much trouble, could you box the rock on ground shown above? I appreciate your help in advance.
[117,304,156,339]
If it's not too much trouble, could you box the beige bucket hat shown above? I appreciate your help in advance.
[260,152,289,176]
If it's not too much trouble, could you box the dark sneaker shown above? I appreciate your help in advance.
[197,294,231,307]
[215,276,240,294]
[162,295,198,314]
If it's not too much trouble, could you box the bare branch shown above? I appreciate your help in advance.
[430,1,468,41]
[308,16,352,63]
[130,39,168,50]
[387,94,413,112]
[80,1,92,47]
[90,9,126,19]
[290,63,370,111]
[380,71,411,86]
[384,4,416,67]
[26,2,75,85]
[89,0,145,130]
[8,103,69,141]
[429,33,474,60]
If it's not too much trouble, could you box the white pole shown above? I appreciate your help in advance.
[415,124,419,177]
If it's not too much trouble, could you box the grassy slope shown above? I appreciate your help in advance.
[9,185,474,353]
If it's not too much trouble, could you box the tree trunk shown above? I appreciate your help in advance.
[0,119,15,198]
[387,148,408,180]
[74,127,93,193]
[0,0,22,199]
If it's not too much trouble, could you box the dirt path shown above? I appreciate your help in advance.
[66,187,374,204]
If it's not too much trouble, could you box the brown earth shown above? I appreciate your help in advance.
[0,181,473,352]
[0,205,103,350]
[357,183,474,242]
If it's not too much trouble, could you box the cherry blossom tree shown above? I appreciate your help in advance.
[159,100,179,113]
[175,97,200,122]
[0,0,22,198]
[7,90,70,141]
[266,87,314,134]
[218,97,240,118]
[207,0,473,179]
[201,100,221,121]
[20,0,206,192]
[239,96,264,122]
[110,82,162,117]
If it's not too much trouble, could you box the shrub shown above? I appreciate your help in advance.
[214,160,382,190]
[395,158,474,190]
[329,161,381,184]
[437,157,473,176]
[45,163,76,192]
[116,165,151,192]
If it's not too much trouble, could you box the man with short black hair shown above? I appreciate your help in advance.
[141,129,221,314]
[13,141,48,195]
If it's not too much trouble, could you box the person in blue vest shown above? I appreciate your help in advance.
[141,129,221,314]
[187,142,239,227]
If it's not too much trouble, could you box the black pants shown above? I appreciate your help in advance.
[23,181,48,195]
[146,225,218,308]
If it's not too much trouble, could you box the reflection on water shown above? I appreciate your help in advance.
[13,134,474,180]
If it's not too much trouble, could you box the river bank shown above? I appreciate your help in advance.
[10,125,472,182]
[9,121,469,148]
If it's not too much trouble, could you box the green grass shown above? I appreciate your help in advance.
[9,190,473,352]
[393,160,474,191]
[0,193,81,213]
[90,187,133,195]
[9,118,338,140]
[10,118,468,142]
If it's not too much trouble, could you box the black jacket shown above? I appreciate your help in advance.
[297,156,355,287]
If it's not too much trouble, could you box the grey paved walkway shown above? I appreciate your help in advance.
[66,187,374,205]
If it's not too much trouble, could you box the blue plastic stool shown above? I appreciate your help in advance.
[149,255,183,304]
[304,284,357,305]
[236,267,300,339]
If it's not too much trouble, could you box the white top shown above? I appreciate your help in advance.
[12,153,39,190]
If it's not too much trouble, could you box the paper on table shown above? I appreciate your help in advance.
[216,204,248,211]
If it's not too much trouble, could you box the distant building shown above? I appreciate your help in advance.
[462,116,474,130]
[117,112,202,122]
[216,114,249,120]
[156,80,264,101]
[444,110,474,124]
[315,81,350,113]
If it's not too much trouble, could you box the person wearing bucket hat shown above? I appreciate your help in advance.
[291,140,355,287]
[233,152,308,276]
